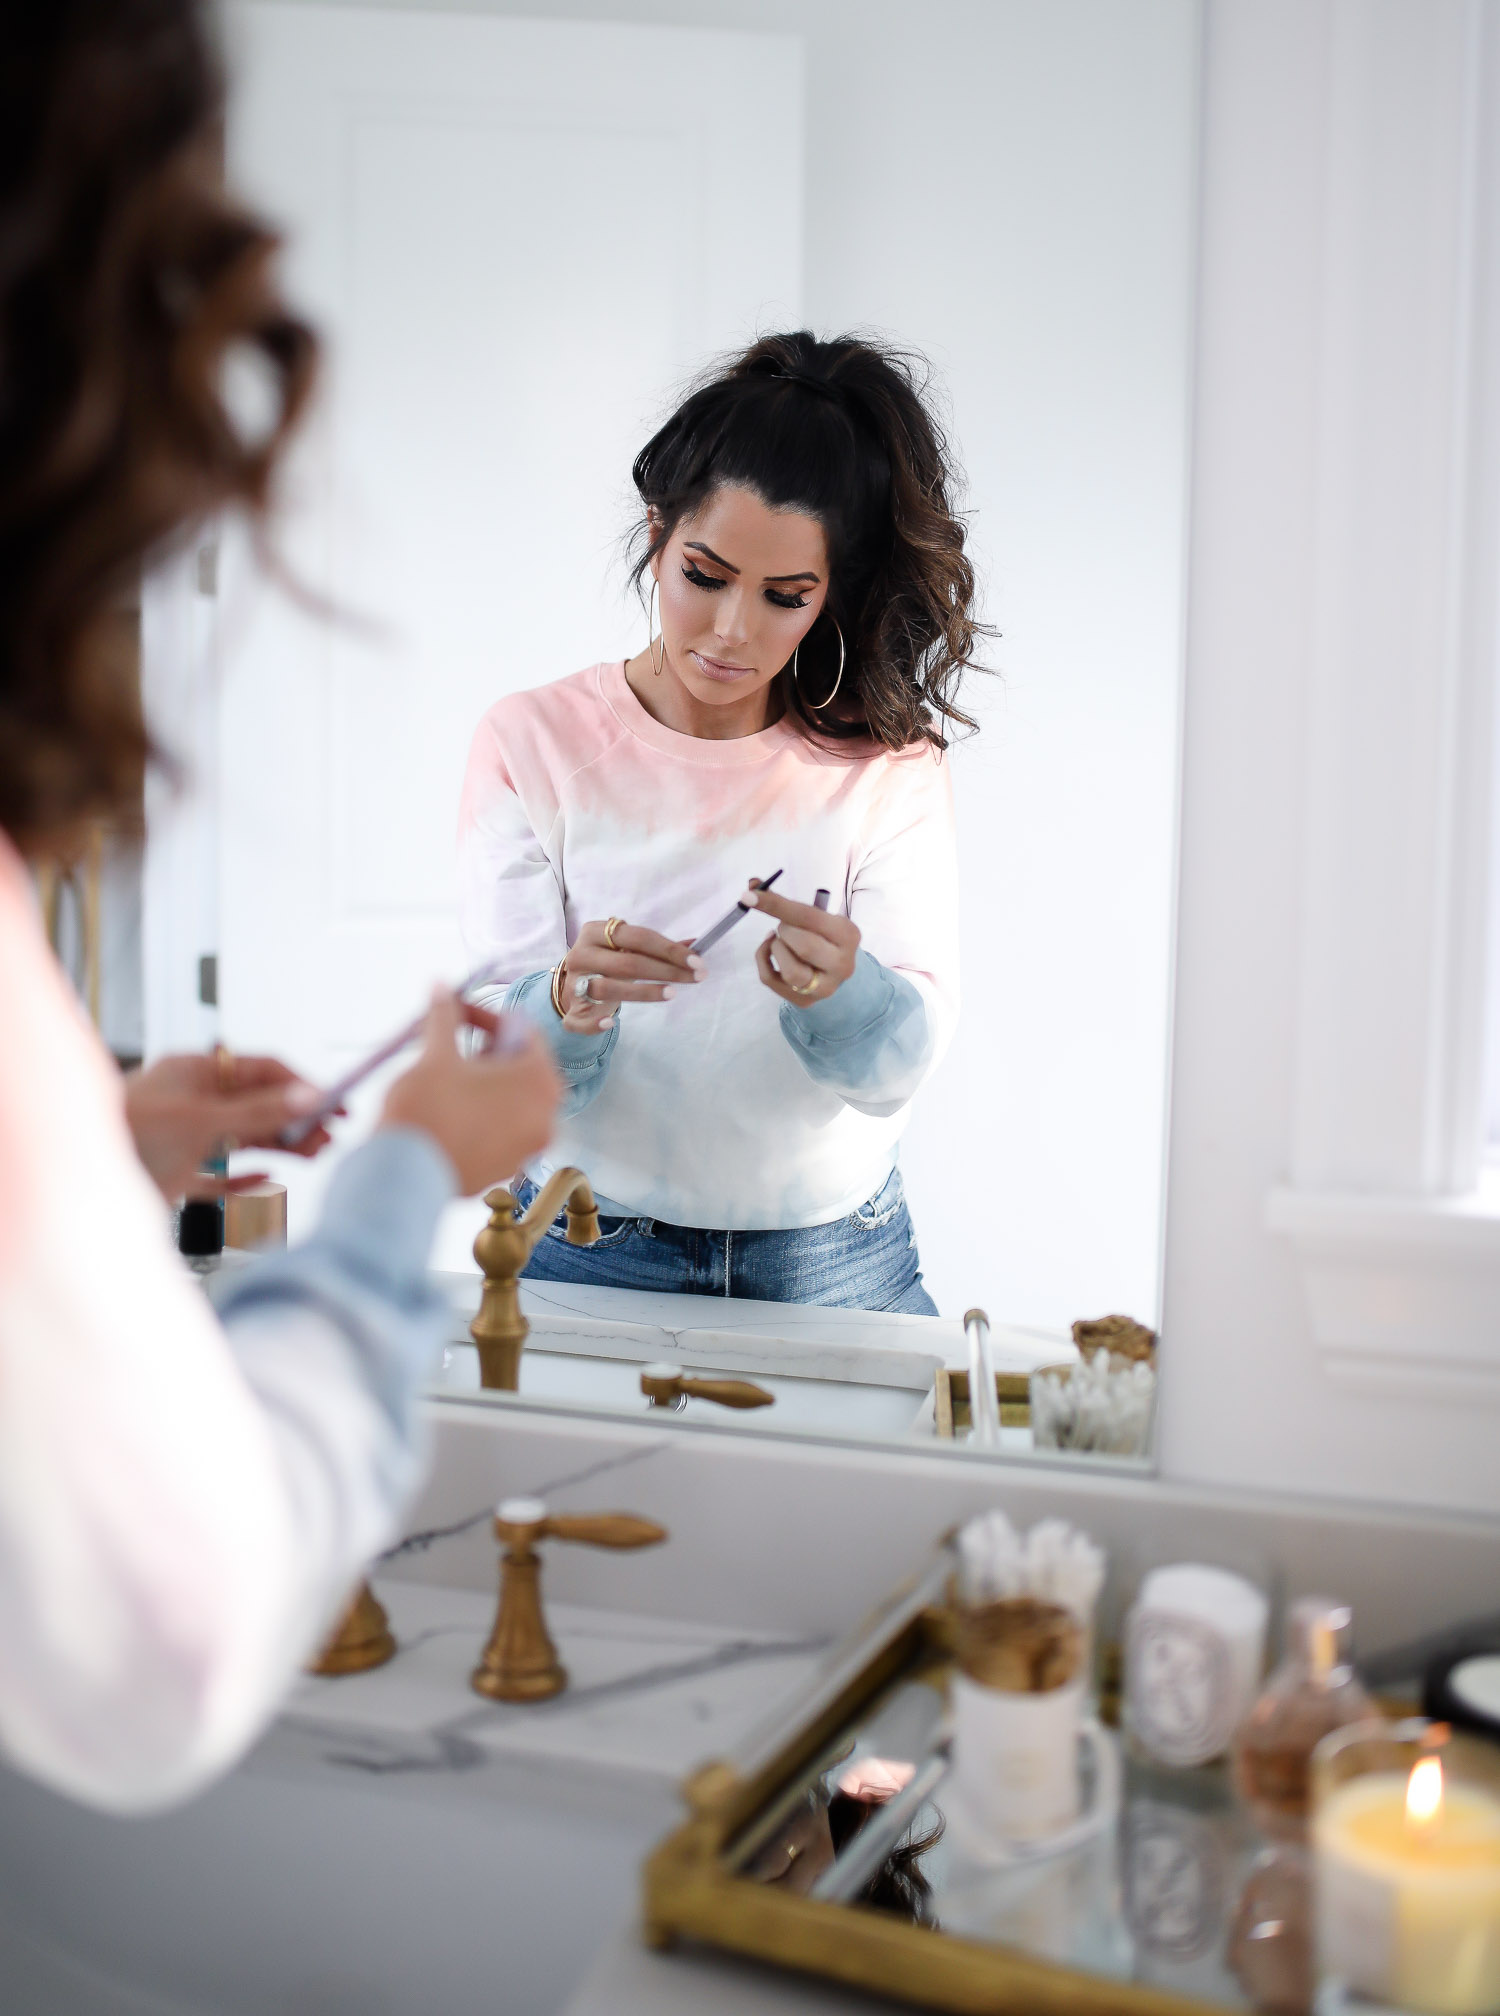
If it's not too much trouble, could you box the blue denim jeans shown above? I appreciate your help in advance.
[515,1166,937,1315]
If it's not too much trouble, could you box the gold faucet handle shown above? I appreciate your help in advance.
[473,1500,665,1705]
[543,1511,667,1550]
[492,1498,666,1554]
[640,1363,774,1410]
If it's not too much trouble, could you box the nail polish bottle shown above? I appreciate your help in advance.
[177,1196,224,1279]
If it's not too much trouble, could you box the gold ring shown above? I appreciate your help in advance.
[604,916,623,952]
[213,1042,235,1095]
[792,974,821,996]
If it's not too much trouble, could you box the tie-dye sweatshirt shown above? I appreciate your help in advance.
[0,833,451,1811]
[458,662,959,1229]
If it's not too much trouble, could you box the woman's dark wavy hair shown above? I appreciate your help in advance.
[827,1790,943,1924]
[629,332,987,752]
[0,0,316,852]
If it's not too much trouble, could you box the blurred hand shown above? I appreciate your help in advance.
[124,1052,332,1202]
[747,886,860,1006]
[556,917,702,1033]
[379,989,560,1194]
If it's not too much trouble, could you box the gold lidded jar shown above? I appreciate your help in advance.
[949,1595,1088,1844]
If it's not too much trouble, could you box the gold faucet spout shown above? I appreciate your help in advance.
[470,1168,600,1390]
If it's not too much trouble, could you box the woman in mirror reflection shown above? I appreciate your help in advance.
[460,335,985,1311]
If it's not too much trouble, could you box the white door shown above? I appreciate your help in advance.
[155,3,801,1232]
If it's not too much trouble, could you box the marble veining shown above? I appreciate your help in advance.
[286,1579,830,1785]
[381,1436,672,1563]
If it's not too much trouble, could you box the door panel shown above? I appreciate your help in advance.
[216,2,802,1077]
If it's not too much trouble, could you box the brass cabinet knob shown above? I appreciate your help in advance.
[640,1362,774,1411]
[471,1496,667,1702]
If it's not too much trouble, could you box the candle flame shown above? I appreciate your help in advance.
[1406,1755,1444,1828]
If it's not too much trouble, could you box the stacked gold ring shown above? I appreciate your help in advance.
[604,916,623,952]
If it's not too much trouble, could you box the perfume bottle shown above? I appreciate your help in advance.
[1232,1597,1376,1837]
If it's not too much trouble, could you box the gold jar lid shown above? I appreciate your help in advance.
[954,1596,1083,1694]
[225,1181,287,1250]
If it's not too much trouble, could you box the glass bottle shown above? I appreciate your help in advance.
[176,1195,225,1281]
[1232,1597,1377,1838]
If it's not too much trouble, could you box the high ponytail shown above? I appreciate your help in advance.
[629,332,987,751]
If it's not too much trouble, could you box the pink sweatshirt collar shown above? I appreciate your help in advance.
[598,661,801,767]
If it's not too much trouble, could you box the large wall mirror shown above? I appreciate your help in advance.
[145,0,1200,1467]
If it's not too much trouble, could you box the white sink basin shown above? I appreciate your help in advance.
[427,1276,958,1437]
[425,1277,1076,1445]
[433,1334,936,1437]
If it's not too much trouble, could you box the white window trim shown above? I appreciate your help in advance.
[1268,0,1500,1396]
[1267,1175,1500,1399]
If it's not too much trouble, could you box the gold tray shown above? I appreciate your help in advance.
[642,1558,1279,2015]
[934,1367,1034,1436]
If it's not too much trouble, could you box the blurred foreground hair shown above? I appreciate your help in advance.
[0,0,316,851]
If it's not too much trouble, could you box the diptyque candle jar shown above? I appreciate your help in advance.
[1311,1719,1500,2016]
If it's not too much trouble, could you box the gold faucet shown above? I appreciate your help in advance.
[471,1497,667,1702]
[470,1170,601,1390]
[640,1362,774,1412]
[307,1578,397,1676]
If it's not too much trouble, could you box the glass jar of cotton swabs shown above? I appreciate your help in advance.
[943,1511,1119,1863]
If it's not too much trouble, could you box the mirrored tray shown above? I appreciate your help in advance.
[643,1558,1311,2015]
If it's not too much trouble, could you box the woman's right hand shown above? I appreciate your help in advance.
[379,990,561,1195]
[557,919,702,1033]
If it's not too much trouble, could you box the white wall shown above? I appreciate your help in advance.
[230,0,1199,1330]
[1159,0,1500,1519]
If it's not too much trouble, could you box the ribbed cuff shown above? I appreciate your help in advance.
[781,947,896,1044]
[507,966,618,1075]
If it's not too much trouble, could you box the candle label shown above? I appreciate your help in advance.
[1316,1851,1395,1998]
[1126,1610,1236,1767]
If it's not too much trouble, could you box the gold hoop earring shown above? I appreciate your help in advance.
[793,618,845,710]
[649,578,665,677]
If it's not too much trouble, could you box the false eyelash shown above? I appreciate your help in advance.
[682,563,809,612]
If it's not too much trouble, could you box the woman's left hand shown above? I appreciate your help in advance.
[746,886,861,1006]
[124,1051,333,1202]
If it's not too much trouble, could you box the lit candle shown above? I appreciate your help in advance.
[1314,1752,1500,2014]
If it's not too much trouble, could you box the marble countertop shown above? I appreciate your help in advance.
[285,1574,829,1787]
[11,1391,1499,2016]
[0,1570,834,2016]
